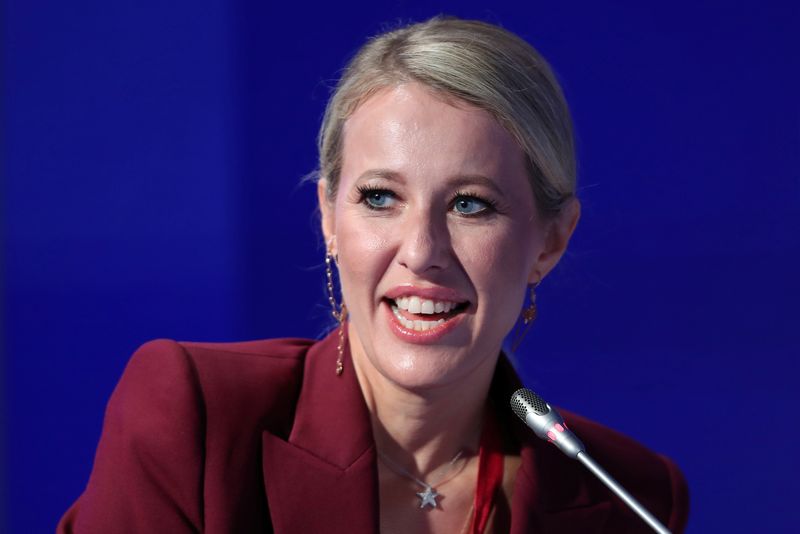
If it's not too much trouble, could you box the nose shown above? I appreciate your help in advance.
[396,208,452,274]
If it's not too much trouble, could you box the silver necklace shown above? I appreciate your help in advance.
[377,449,467,510]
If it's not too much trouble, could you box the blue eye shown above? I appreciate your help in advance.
[453,195,490,216]
[359,188,396,209]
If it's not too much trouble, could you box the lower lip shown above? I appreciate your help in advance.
[383,301,466,344]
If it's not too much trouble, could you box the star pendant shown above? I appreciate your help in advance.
[416,485,440,509]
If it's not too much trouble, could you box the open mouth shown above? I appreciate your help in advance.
[385,296,470,332]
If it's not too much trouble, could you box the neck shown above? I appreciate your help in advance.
[348,324,498,477]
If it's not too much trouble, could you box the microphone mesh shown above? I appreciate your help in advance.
[510,388,550,420]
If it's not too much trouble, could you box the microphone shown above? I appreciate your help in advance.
[510,388,672,534]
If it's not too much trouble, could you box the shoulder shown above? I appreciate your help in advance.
[560,408,687,493]
[130,336,314,370]
[127,336,313,383]
[559,409,690,533]
[58,336,320,532]
[118,336,314,431]
[120,337,313,396]
[99,336,314,449]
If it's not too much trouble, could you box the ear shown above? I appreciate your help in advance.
[318,179,336,251]
[528,198,581,284]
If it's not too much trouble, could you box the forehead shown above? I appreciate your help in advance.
[340,83,528,185]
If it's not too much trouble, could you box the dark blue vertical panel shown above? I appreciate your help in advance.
[4,0,240,531]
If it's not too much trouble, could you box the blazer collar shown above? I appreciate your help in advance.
[262,333,611,533]
[261,329,379,534]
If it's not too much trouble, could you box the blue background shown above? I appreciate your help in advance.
[3,1,798,532]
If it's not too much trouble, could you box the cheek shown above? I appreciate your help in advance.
[454,223,539,324]
[334,213,392,306]
[456,224,535,289]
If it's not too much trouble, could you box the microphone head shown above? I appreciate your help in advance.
[510,388,585,459]
[510,387,550,419]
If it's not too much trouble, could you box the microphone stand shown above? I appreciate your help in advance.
[577,451,671,534]
[510,388,672,534]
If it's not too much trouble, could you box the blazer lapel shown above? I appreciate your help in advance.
[262,330,379,534]
[493,358,612,534]
[509,443,611,534]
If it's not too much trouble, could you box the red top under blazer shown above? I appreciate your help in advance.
[59,331,689,533]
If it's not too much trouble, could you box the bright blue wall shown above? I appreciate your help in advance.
[4,1,798,532]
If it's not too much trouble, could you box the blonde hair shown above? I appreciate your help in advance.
[317,16,576,217]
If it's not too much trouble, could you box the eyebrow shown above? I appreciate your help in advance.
[355,169,507,198]
[355,168,404,183]
[448,174,506,198]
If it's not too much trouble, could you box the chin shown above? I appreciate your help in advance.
[349,315,504,393]
[374,346,487,392]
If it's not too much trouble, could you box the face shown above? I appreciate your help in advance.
[320,82,573,392]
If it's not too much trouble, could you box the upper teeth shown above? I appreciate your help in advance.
[394,296,460,314]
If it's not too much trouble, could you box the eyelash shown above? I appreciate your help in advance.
[355,185,394,209]
[453,190,498,216]
[355,185,498,217]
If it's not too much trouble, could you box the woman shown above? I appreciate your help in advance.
[59,16,689,533]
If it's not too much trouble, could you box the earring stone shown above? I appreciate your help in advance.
[325,250,347,375]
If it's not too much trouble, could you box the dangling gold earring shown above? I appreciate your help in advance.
[325,245,347,376]
[522,284,538,324]
[511,282,539,352]
[335,304,347,376]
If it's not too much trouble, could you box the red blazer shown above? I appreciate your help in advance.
[59,331,689,533]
